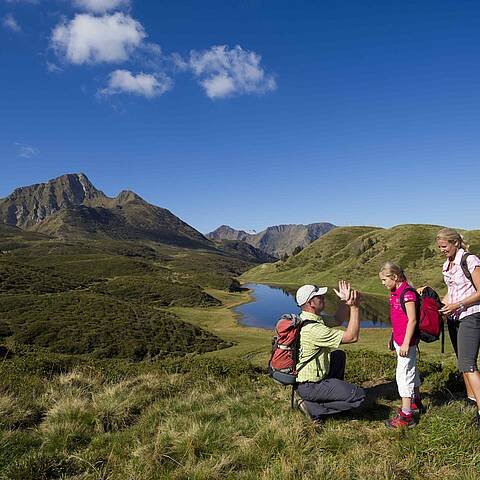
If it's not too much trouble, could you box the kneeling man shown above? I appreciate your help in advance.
[295,282,365,422]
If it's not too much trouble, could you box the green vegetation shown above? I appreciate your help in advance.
[0,234,248,360]
[0,259,89,294]
[2,223,480,478]
[0,292,228,359]
[242,224,480,295]
[0,344,478,479]
[92,276,221,307]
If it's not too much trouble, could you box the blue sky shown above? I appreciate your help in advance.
[1,0,479,233]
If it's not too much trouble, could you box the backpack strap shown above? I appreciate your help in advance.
[296,344,324,374]
[399,287,421,316]
[441,320,445,354]
[461,252,476,289]
[294,319,321,374]
[399,287,421,341]
[290,319,325,409]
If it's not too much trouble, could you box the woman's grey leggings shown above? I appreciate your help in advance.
[456,313,480,373]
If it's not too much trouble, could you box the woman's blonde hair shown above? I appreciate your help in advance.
[436,228,469,251]
[379,261,406,281]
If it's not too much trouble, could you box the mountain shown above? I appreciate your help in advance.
[213,239,277,264]
[0,173,212,249]
[207,225,249,242]
[206,222,336,257]
[0,173,104,229]
[242,224,480,294]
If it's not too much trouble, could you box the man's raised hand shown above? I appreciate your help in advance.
[333,280,352,302]
[347,289,361,307]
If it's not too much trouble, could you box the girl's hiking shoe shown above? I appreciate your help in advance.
[395,400,424,415]
[411,398,425,414]
[385,410,416,429]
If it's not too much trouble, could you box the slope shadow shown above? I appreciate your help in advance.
[329,381,399,422]
[364,380,399,402]
[427,389,468,407]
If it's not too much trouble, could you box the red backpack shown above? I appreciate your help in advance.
[400,286,445,350]
[268,314,320,378]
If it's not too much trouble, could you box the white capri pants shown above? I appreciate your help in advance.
[394,341,421,398]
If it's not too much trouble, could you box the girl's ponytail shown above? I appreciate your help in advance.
[379,262,407,281]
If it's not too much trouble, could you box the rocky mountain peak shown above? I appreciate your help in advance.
[115,190,144,205]
[0,173,214,250]
[206,222,337,257]
[206,225,249,242]
[0,173,106,229]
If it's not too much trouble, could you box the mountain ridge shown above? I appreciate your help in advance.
[207,222,336,257]
[242,224,480,294]
[0,173,212,249]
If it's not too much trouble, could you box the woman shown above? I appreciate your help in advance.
[437,228,480,426]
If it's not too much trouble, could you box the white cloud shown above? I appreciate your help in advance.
[3,14,21,32]
[202,74,235,98]
[51,13,145,65]
[15,143,39,158]
[74,0,130,14]
[171,52,189,71]
[99,69,172,98]
[46,61,63,73]
[188,45,277,99]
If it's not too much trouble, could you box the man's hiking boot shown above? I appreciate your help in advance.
[296,399,323,426]
[296,399,312,419]
[385,410,416,429]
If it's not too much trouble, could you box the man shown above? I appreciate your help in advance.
[295,281,365,422]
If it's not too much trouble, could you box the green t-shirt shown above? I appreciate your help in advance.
[295,311,344,383]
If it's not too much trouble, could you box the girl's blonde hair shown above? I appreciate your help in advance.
[379,261,407,281]
[436,228,469,251]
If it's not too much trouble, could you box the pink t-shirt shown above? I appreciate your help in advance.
[389,281,418,346]
[442,248,480,320]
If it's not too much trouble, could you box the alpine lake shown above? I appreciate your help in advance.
[235,283,391,330]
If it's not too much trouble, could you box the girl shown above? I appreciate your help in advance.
[379,262,421,429]
[437,228,480,427]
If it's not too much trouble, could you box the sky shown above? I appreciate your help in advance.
[1,0,479,234]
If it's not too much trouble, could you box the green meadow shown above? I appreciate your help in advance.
[1,226,480,479]
[1,287,478,479]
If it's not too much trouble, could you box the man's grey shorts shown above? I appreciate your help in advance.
[457,313,480,373]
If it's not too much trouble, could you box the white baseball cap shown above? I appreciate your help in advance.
[295,284,328,306]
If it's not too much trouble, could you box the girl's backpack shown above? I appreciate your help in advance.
[400,286,445,350]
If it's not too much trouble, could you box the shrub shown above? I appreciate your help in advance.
[0,293,229,360]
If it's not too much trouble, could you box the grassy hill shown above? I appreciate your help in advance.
[2,223,480,478]
[243,224,480,295]
[0,337,478,479]
[0,229,259,360]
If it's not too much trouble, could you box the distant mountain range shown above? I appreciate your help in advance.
[206,222,336,258]
[0,174,273,265]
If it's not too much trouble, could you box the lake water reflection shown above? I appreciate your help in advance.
[235,283,390,329]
